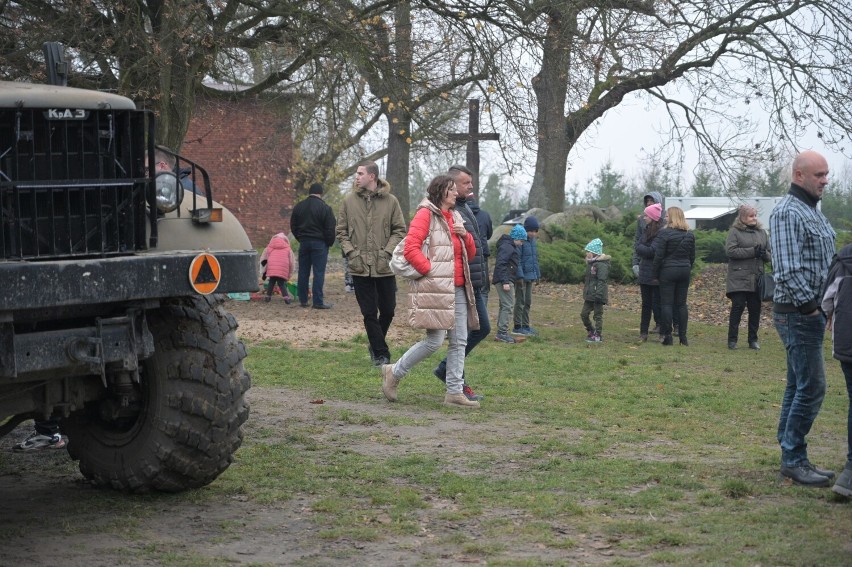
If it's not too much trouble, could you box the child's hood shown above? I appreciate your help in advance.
[269,233,291,250]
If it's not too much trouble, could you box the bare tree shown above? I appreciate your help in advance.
[432,1,852,211]
[0,0,396,151]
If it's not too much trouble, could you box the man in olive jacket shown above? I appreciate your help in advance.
[336,160,407,366]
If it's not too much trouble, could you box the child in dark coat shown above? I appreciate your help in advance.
[493,224,526,344]
[581,238,610,343]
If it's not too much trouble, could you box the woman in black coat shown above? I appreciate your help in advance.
[635,203,663,341]
[653,207,696,346]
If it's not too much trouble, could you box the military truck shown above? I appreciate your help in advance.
[0,45,257,492]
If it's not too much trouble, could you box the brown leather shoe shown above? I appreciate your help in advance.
[382,364,399,402]
[443,393,480,408]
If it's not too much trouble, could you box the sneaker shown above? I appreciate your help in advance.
[444,392,480,408]
[283,295,292,305]
[381,364,400,402]
[463,384,484,401]
[779,464,832,487]
[344,284,355,293]
[510,326,525,335]
[586,330,594,340]
[832,465,852,497]
[14,431,66,452]
[373,355,389,367]
[494,333,516,343]
[523,326,538,336]
[586,331,602,343]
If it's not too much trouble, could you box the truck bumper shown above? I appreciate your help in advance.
[0,250,258,311]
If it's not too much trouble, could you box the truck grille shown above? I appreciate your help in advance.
[0,108,149,259]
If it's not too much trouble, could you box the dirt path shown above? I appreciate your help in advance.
[1,384,620,566]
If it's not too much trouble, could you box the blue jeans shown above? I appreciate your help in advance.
[297,239,329,307]
[773,311,827,467]
[840,362,852,464]
[435,287,491,380]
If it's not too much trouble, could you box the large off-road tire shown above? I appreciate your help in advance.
[64,295,250,492]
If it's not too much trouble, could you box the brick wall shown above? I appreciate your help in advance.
[181,96,294,247]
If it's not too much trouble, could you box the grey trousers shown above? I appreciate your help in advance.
[391,287,468,394]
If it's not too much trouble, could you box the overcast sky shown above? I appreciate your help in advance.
[558,92,852,194]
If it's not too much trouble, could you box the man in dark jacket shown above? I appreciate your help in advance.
[291,183,337,309]
[432,165,490,401]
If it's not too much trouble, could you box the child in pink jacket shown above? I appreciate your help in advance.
[259,233,295,303]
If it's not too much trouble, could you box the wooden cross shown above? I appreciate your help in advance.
[448,99,499,193]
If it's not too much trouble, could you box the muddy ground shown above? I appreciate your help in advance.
[0,264,754,566]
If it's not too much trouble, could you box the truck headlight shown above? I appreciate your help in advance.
[155,171,184,213]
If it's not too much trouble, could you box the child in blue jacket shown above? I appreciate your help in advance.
[513,216,541,335]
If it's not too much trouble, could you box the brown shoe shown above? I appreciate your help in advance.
[382,364,400,402]
[444,392,480,408]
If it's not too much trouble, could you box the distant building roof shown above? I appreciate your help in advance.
[683,206,737,220]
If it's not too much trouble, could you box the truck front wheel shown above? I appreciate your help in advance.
[64,295,250,492]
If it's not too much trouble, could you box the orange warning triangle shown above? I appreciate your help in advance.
[189,253,221,294]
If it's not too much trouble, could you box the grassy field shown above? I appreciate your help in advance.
[235,291,852,565]
[3,288,849,566]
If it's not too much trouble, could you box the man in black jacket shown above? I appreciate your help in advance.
[433,165,490,401]
[290,183,337,309]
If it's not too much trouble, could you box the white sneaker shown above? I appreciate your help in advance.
[14,431,66,452]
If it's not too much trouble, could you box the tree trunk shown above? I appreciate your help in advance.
[383,1,413,222]
[528,13,575,212]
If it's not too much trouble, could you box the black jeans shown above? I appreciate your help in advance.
[266,276,288,298]
[639,283,660,334]
[659,266,690,338]
[728,290,761,343]
[352,275,397,359]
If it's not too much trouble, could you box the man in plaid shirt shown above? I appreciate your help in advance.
[770,150,836,487]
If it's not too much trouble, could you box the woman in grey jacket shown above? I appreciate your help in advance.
[725,205,771,350]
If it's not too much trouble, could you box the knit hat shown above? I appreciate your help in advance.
[509,224,528,241]
[523,216,540,232]
[644,203,662,222]
[308,182,324,195]
[584,238,603,255]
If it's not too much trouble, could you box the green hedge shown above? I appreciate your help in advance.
[536,218,729,284]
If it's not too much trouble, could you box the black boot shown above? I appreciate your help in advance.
[679,335,688,346]
[662,334,673,346]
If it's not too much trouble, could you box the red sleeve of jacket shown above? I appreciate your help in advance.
[404,208,432,276]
